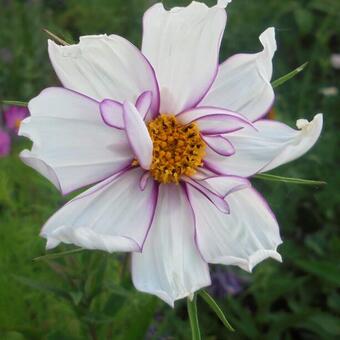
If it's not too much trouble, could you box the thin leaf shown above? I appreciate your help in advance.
[2,100,28,107]
[33,247,85,262]
[254,173,326,186]
[198,290,235,332]
[187,294,201,340]
[272,62,308,88]
[43,28,70,45]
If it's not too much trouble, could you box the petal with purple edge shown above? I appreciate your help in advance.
[177,106,254,135]
[136,91,153,121]
[100,99,124,129]
[19,87,133,195]
[202,135,235,156]
[48,34,160,115]
[123,102,153,170]
[202,175,250,198]
[132,184,211,307]
[41,168,158,253]
[187,185,282,272]
[142,2,227,114]
[200,28,277,121]
[183,177,230,214]
[204,114,323,177]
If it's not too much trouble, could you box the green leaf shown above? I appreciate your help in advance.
[198,290,235,332]
[12,275,69,299]
[254,173,326,186]
[1,100,28,107]
[68,291,83,306]
[33,247,85,262]
[43,28,70,45]
[293,259,340,286]
[187,294,201,340]
[271,62,309,88]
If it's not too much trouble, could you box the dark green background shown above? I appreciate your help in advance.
[0,0,339,339]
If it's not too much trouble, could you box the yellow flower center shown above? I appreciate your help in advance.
[146,114,205,184]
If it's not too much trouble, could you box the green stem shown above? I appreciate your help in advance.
[187,294,201,340]
[254,173,326,186]
[43,28,70,45]
[198,290,235,331]
[33,247,85,262]
[2,100,28,107]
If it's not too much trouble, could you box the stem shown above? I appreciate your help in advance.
[33,247,85,262]
[120,254,130,283]
[88,323,98,340]
[187,294,201,340]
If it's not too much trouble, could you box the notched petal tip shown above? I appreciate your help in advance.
[296,113,323,131]
[216,0,232,8]
[259,27,277,56]
[246,248,283,273]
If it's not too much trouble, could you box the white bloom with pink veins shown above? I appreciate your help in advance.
[19,1,323,306]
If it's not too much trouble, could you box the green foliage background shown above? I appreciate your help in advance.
[0,0,339,339]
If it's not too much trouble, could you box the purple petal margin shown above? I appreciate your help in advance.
[183,176,230,214]
[181,182,208,263]
[202,135,235,156]
[100,99,124,130]
[139,181,159,251]
[136,91,153,121]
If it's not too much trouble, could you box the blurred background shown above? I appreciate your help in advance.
[0,0,339,339]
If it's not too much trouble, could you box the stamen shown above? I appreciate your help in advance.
[146,114,205,184]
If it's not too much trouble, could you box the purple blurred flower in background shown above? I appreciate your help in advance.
[0,48,13,63]
[4,106,29,133]
[0,129,11,157]
[209,266,245,299]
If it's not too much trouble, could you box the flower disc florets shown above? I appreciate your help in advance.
[147,114,205,184]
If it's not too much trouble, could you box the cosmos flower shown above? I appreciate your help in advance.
[4,105,29,133]
[19,0,323,306]
[0,129,10,157]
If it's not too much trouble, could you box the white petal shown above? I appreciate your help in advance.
[100,92,153,129]
[19,88,132,194]
[41,168,158,252]
[136,91,153,121]
[187,185,282,272]
[123,102,153,170]
[200,28,276,121]
[177,106,254,135]
[100,99,124,129]
[142,2,227,114]
[202,135,235,156]
[183,177,230,214]
[48,34,160,115]
[132,184,211,307]
[201,175,250,197]
[204,114,323,177]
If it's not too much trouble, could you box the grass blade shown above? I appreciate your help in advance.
[33,247,85,262]
[187,294,201,340]
[272,62,308,88]
[198,290,235,332]
[43,28,70,45]
[2,100,28,107]
[254,173,326,186]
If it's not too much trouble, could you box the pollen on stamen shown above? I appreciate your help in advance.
[145,114,206,184]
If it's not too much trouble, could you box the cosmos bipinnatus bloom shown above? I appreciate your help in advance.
[19,0,323,306]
